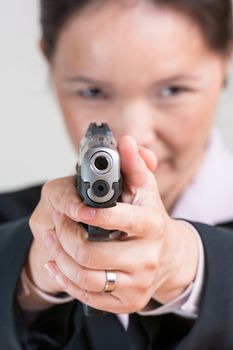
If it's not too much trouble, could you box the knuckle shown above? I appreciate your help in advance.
[76,246,91,267]
[29,209,44,239]
[77,270,89,287]
[127,208,137,232]
[42,177,78,214]
[57,215,69,235]
[72,268,81,285]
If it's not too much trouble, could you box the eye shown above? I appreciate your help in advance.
[159,86,187,98]
[77,87,107,100]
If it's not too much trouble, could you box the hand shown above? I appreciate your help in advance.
[27,135,157,295]
[27,175,83,294]
[29,135,198,313]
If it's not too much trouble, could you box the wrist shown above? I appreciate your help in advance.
[154,218,199,304]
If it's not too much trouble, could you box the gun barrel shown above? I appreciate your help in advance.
[77,123,121,208]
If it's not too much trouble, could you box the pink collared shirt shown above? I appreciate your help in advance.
[17,129,233,330]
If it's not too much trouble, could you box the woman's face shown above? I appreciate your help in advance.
[48,1,230,204]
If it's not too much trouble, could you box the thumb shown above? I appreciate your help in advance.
[118,135,156,190]
[138,146,157,173]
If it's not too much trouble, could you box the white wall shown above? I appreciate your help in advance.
[0,0,77,192]
[0,0,232,192]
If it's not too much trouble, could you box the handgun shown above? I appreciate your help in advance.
[77,123,122,316]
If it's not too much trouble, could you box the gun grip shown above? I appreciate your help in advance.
[87,225,111,241]
[82,225,111,316]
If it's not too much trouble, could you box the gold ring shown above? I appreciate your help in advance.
[103,271,116,293]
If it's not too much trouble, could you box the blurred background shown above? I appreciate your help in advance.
[0,0,232,192]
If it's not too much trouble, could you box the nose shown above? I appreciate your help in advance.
[116,100,157,148]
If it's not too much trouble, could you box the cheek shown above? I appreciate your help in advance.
[158,105,216,171]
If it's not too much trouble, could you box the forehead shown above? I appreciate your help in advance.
[53,1,212,78]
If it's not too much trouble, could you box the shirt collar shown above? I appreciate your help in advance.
[171,129,233,225]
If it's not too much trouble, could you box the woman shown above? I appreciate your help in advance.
[0,0,233,349]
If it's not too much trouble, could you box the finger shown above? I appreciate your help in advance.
[55,212,162,272]
[57,254,128,295]
[118,135,155,190]
[42,176,81,213]
[71,236,162,272]
[51,214,161,310]
[30,175,81,238]
[41,175,81,218]
[42,226,104,292]
[44,261,122,313]
[70,202,164,237]
[44,261,149,314]
[51,212,136,290]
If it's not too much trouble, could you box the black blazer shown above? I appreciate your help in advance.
[1,185,233,350]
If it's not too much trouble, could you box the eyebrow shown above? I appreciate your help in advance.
[154,74,202,85]
[63,75,109,85]
[63,73,202,86]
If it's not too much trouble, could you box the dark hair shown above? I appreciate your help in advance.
[40,0,233,61]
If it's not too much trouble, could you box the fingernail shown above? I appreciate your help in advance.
[44,264,66,288]
[42,231,54,248]
[44,263,56,278]
[52,209,62,227]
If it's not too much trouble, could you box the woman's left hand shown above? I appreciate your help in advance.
[44,135,198,314]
